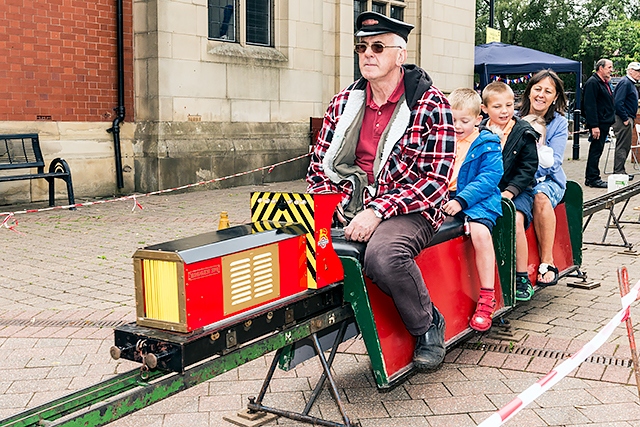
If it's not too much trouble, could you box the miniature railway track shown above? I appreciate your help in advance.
[0,369,164,427]
[0,183,594,427]
[0,305,354,427]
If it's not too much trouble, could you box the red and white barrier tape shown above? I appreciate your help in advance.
[478,280,640,427]
[0,153,311,226]
[1,213,22,235]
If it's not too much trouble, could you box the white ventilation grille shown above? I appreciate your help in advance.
[252,253,275,298]
[229,253,275,305]
[223,245,280,315]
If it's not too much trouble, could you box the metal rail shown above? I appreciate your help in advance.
[0,369,164,427]
[0,306,354,427]
[582,180,640,216]
[582,180,640,250]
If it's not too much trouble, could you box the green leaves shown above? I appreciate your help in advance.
[476,0,640,77]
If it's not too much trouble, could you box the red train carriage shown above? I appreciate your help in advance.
[110,182,582,425]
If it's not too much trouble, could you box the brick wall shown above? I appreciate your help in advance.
[0,0,133,122]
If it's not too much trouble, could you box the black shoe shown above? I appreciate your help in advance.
[585,179,607,188]
[413,306,446,370]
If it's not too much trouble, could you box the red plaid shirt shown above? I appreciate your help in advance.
[307,65,455,232]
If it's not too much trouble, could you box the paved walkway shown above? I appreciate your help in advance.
[2,140,640,427]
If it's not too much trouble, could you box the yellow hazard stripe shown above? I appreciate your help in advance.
[250,192,318,288]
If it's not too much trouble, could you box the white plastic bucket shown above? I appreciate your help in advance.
[608,174,629,193]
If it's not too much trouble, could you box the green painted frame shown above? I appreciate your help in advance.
[563,180,583,266]
[341,256,392,388]
[494,197,517,307]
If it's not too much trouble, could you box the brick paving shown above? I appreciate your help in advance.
[1,142,640,426]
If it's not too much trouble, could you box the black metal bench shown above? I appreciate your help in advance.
[0,133,75,207]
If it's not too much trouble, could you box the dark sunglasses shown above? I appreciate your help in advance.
[354,42,403,54]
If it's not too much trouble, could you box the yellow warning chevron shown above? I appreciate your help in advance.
[251,192,317,288]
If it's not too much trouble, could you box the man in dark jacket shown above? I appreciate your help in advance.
[583,59,615,188]
[613,62,640,175]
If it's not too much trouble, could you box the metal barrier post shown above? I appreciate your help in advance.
[617,267,640,398]
[573,109,581,160]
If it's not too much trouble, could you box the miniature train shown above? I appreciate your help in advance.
[109,184,582,425]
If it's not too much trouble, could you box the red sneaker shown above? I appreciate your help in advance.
[470,293,496,332]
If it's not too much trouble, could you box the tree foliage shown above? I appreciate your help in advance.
[475,0,640,76]
[580,19,640,73]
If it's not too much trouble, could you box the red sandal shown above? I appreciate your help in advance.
[470,292,496,332]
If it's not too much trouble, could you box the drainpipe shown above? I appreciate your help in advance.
[107,0,125,189]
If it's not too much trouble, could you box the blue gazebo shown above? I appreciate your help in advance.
[475,42,583,109]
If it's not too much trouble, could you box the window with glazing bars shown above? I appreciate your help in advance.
[209,0,237,41]
[208,0,271,46]
[372,2,386,14]
[246,0,271,45]
[354,0,368,80]
[390,6,404,21]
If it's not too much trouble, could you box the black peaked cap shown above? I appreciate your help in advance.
[355,11,414,42]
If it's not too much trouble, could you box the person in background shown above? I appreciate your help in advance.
[481,82,539,301]
[518,69,568,287]
[307,11,455,370]
[583,59,614,188]
[613,62,640,176]
[444,88,503,331]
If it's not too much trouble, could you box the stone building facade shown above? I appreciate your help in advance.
[0,0,475,205]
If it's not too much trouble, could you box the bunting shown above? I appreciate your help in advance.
[490,73,533,84]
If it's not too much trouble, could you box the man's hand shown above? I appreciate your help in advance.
[344,208,382,242]
[442,200,462,216]
[591,128,600,139]
[501,190,514,200]
[624,119,630,126]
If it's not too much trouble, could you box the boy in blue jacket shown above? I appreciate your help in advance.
[443,88,504,331]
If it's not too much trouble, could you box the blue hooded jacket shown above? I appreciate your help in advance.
[453,128,504,225]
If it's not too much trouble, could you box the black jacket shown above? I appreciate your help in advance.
[482,117,538,197]
[583,73,615,128]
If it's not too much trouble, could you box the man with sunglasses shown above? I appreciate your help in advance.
[307,11,455,371]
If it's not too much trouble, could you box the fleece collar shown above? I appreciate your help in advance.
[323,89,410,185]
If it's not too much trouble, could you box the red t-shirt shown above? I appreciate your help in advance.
[356,74,406,184]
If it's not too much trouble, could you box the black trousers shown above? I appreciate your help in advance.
[363,213,435,336]
[585,125,611,183]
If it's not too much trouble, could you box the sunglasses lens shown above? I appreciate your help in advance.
[355,43,393,54]
[371,43,384,53]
